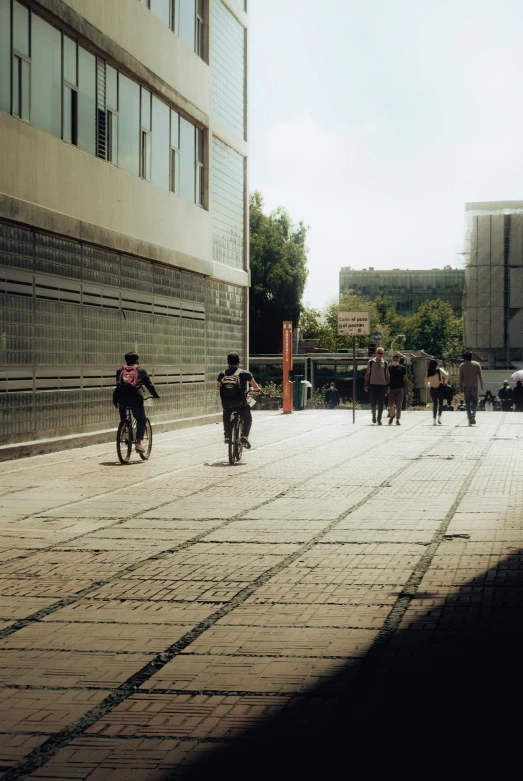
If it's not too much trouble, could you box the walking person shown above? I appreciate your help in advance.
[426,359,448,426]
[324,382,341,409]
[513,380,523,412]
[459,351,484,426]
[387,353,408,425]
[364,347,390,425]
[498,381,513,412]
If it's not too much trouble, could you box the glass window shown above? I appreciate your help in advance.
[64,35,77,85]
[196,0,204,57]
[12,55,30,121]
[77,46,96,155]
[150,0,171,26]
[196,126,204,206]
[179,0,196,51]
[118,73,140,176]
[107,110,118,163]
[31,14,62,138]
[13,1,29,57]
[106,65,117,110]
[141,129,151,180]
[179,116,195,202]
[141,88,151,131]
[63,84,77,144]
[151,96,169,190]
[0,0,10,113]
[170,110,179,148]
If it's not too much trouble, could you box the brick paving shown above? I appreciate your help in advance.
[0,410,520,777]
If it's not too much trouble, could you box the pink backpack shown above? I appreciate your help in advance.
[118,364,139,390]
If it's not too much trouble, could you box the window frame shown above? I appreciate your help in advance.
[140,87,152,180]
[62,34,78,145]
[11,1,31,123]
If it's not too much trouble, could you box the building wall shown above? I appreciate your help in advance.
[339,268,464,315]
[463,205,523,367]
[0,0,248,444]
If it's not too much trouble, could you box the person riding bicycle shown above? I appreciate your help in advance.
[217,352,261,449]
[113,352,159,453]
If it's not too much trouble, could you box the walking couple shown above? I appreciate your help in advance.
[365,349,408,425]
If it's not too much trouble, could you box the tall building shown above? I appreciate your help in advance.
[463,202,523,368]
[0,0,248,445]
[339,267,464,315]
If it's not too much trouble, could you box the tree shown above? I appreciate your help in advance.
[407,299,463,360]
[323,291,392,351]
[249,192,309,354]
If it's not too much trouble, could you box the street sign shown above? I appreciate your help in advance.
[337,311,370,336]
[371,331,382,342]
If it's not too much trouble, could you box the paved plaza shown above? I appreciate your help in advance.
[0,409,521,778]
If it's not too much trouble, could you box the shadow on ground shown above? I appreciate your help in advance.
[177,551,523,778]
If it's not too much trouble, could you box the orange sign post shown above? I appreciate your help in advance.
[282,321,293,414]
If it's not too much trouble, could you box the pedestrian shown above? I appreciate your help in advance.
[364,347,390,425]
[426,359,448,426]
[387,353,408,426]
[459,350,484,426]
[483,390,494,411]
[324,382,340,409]
[498,381,513,412]
[513,381,523,412]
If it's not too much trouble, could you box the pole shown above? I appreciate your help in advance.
[353,336,356,424]
[282,321,292,414]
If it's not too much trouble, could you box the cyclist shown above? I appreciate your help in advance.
[217,352,261,448]
[113,352,159,453]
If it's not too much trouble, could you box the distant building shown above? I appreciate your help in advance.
[339,267,464,315]
[463,202,523,369]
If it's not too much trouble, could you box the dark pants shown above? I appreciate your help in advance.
[430,387,443,418]
[464,388,479,422]
[223,405,252,438]
[119,394,146,440]
[501,401,512,412]
[369,385,387,421]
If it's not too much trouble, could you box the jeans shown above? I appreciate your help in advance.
[430,387,444,418]
[223,405,252,438]
[464,388,479,422]
[369,385,387,421]
[119,393,146,440]
[388,388,404,420]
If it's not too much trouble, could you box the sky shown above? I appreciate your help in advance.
[248,0,523,310]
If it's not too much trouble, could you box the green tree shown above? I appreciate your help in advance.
[407,299,463,360]
[249,192,309,354]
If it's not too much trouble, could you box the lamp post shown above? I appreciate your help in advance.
[390,334,405,355]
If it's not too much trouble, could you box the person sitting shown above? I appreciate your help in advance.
[498,381,513,411]
[483,390,495,411]
[324,382,341,409]
[113,352,160,452]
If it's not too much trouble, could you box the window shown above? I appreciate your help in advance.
[31,14,61,138]
[63,37,77,144]
[179,0,196,51]
[140,88,151,180]
[0,0,10,113]
[150,0,171,27]
[106,64,118,163]
[78,47,96,155]
[196,0,204,58]
[196,126,204,206]
[170,109,179,194]
[118,73,140,176]
[151,95,169,189]
[12,1,30,122]
[179,116,195,202]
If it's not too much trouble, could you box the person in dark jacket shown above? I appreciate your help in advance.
[113,352,160,452]
[498,381,513,412]
[513,381,523,412]
[324,382,341,409]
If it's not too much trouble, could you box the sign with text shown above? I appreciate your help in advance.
[337,311,370,336]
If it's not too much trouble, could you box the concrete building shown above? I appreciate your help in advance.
[340,267,464,315]
[0,0,248,446]
[463,202,523,369]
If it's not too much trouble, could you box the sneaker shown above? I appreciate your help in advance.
[433,419,437,426]
[372,414,376,424]
[377,420,383,426]
[240,436,251,449]
[471,416,476,425]
[396,420,401,425]
[135,442,145,453]
[388,416,394,425]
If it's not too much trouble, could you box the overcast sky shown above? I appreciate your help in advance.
[248,0,523,309]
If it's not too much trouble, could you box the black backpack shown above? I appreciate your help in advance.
[220,368,243,409]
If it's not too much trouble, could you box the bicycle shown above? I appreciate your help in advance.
[116,398,153,464]
[227,392,265,465]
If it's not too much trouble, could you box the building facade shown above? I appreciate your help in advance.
[0,0,248,444]
[463,202,523,368]
[339,267,464,315]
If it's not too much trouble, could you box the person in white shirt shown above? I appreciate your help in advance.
[426,359,448,426]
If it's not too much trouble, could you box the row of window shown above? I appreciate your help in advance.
[0,0,204,206]
[139,0,204,59]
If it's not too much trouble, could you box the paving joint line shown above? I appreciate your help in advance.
[0,415,453,780]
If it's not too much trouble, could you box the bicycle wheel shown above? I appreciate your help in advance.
[234,418,244,462]
[228,414,236,465]
[116,421,132,464]
[138,418,153,460]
